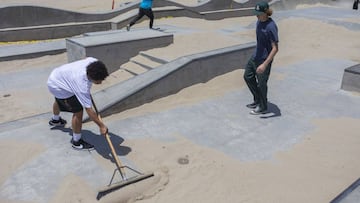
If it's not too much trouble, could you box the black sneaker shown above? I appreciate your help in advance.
[246,102,258,109]
[71,139,94,150]
[250,106,267,115]
[49,117,67,126]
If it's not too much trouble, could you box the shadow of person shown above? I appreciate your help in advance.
[81,129,132,161]
[50,127,132,163]
[260,102,281,119]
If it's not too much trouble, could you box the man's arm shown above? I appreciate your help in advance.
[85,107,108,135]
[256,41,278,74]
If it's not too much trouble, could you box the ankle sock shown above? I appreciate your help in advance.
[73,133,81,142]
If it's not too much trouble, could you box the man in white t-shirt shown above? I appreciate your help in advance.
[47,57,109,150]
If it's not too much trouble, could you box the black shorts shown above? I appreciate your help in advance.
[55,95,83,113]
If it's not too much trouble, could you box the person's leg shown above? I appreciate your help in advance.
[256,63,272,111]
[243,59,260,105]
[69,101,94,149]
[53,101,60,116]
[72,111,83,135]
[353,0,359,10]
[144,8,154,28]
[70,110,94,150]
[49,100,67,126]
[129,8,146,27]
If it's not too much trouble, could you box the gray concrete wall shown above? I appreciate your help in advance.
[341,64,360,93]
[66,29,174,74]
[154,0,271,12]
[0,3,139,29]
[201,7,254,20]
[0,21,111,42]
[0,0,263,41]
[90,42,256,118]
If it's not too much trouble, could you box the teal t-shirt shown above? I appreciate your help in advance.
[140,0,153,9]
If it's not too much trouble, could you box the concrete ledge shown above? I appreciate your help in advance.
[153,0,271,12]
[0,40,66,62]
[0,21,111,42]
[66,29,174,74]
[91,42,256,118]
[341,64,360,92]
[201,7,254,20]
[330,178,360,203]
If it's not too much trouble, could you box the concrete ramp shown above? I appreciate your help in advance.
[91,42,255,118]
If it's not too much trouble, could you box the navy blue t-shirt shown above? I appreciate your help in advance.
[253,18,279,63]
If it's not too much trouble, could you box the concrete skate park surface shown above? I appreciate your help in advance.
[1,0,360,202]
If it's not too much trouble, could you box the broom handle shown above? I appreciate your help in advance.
[90,95,127,179]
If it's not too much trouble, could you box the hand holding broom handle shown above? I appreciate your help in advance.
[91,95,127,180]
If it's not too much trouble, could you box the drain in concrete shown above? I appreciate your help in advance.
[177,156,189,165]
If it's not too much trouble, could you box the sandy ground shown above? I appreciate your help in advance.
[1,1,360,203]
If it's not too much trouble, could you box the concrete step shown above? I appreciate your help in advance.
[92,67,134,93]
[120,61,149,76]
[139,51,169,64]
[130,54,163,70]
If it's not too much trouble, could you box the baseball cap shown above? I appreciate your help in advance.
[254,1,269,15]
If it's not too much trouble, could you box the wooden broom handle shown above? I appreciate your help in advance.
[90,95,126,178]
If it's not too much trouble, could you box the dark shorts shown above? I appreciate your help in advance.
[55,95,83,113]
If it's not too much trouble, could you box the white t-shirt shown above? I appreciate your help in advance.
[47,57,97,108]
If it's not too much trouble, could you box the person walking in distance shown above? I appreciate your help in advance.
[47,57,109,150]
[244,1,279,115]
[126,0,154,31]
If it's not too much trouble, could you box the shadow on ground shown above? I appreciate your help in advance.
[50,126,132,163]
[260,102,281,119]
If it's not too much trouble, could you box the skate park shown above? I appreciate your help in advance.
[0,0,360,202]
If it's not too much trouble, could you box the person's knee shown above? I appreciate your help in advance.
[73,111,83,120]
[243,74,249,82]
[243,71,255,82]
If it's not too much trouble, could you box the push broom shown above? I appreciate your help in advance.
[91,95,154,200]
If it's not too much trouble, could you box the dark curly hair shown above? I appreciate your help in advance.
[86,60,109,81]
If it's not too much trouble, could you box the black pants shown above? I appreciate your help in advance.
[129,8,154,28]
[354,0,359,10]
[243,58,272,111]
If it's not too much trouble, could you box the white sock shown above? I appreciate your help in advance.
[73,133,81,142]
[52,115,60,120]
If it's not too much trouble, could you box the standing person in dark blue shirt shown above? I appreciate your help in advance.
[126,0,154,31]
[244,1,279,115]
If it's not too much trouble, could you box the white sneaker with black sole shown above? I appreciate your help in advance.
[71,139,94,150]
[250,106,268,115]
